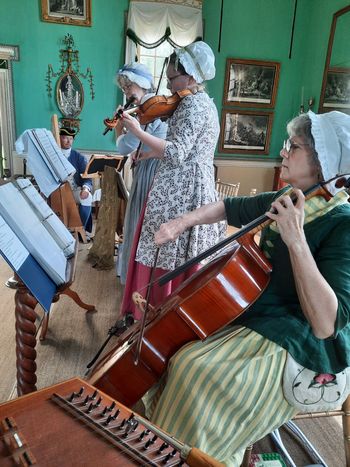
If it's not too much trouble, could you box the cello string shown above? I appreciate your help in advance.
[133,248,160,365]
[158,174,350,286]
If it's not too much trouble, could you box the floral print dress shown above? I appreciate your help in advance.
[135,91,225,270]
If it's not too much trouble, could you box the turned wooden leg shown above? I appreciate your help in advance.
[342,395,350,466]
[61,287,96,312]
[240,445,253,467]
[39,313,50,341]
[14,282,38,396]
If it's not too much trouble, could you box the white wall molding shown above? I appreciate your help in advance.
[214,158,281,169]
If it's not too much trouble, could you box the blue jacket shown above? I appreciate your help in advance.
[68,149,93,191]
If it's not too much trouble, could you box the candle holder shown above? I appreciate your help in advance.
[307,97,315,111]
[46,34,95,131]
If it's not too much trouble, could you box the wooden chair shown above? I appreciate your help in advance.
[241,394,350,466]
[215,180,240,201]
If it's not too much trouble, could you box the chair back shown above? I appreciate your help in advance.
[215,180,240,201]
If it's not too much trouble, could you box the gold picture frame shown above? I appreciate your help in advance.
[41,0,91,27]
[219,109,274,155]
[223,58,280,109]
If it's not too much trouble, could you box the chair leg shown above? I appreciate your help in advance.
[283,421,328,466]
[39,312,50,341]
[342,396,350,466]
[240,445,253,467]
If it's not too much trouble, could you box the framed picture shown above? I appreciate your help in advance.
[223,58,280,108]
[219,109,273,155]
[41,0,91,27]
[321,68,350,111]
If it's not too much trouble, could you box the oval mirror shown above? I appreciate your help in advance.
[56,71,84,118]
[319,5,350,114]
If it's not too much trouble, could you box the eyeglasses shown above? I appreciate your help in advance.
[283,138,310,154]
[167,74,182,83]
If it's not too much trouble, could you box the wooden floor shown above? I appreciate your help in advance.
[0,239,345,466]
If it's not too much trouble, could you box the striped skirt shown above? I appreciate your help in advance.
[143,326,298,467]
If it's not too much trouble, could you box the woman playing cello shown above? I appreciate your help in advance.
[142,111,350,466]
[119,41,225,319]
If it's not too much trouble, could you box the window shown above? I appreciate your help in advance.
[0,45,19,177]
[138,42,174,95]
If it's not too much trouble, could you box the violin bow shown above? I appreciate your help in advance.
[158,173,350,287]
[132,57,169,168]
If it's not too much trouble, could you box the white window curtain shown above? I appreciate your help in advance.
[0,45,18,176]
[125,0,203,62]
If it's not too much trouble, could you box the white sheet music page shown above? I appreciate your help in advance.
[15,179,76,258]
[0,215,28,271]
[0,182,67,285]
[15,129,75,197]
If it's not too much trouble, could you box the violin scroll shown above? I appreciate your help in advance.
[102,95,138,136]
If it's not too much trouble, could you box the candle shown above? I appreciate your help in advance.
[75,91,79,107]
[58,89,63,106]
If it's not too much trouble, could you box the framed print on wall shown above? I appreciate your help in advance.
[223,58,280,108]
[41,0,91,27]
[320,67,350,112]
[219,109,274,155]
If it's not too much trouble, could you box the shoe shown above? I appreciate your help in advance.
[5,276,18,289]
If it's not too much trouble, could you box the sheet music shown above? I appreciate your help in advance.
[0,183,67,285]
[0,215,28,271]
[15,129,75,197]
[15,179,76,258]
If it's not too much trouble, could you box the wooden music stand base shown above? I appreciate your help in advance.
[13,268,96,396]
[39,286,96,341]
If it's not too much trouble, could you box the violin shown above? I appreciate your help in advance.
[102,89,192,135]
[87,176,350,407]
[102,96,137,135]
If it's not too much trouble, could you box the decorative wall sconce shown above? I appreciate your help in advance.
[46,34,95,131]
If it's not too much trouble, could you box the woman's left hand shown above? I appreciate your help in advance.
[266,189,305,247]
[121,112,142,136]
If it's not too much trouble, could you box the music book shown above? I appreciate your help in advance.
[0,215,56,312]
[81,154,125,179]
[0,179,75,287]
[15,128,75,197]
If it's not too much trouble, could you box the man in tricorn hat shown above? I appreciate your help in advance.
[59,127,93,235]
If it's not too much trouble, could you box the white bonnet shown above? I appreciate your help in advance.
[175,41,215,84]
[116,62,154,90]
[308,110,350,182]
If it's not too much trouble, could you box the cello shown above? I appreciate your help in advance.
[87,178,347,407]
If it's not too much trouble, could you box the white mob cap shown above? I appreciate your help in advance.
[116,62,154,90]
[175,40,215,84]
[308,110,350,182]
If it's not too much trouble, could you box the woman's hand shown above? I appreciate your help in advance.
[154,217,187,246]
[267,189,337,338]
[266,189,305,247]
[121,112,142,136]
[80,188,89,200]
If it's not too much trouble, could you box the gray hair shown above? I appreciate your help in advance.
[116,74,154,93]
[287,113,323,181]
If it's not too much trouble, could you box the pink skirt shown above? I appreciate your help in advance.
[119,204,200,320]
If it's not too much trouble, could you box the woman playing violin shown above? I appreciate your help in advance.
[119,41,225,319]
[115,63,167,285]
[143,111,350,466]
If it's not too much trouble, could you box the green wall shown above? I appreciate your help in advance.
[202,0,350,159]
[0,0,128,151]
[1,0,350,157]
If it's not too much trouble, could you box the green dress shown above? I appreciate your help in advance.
[143,189,350,466]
